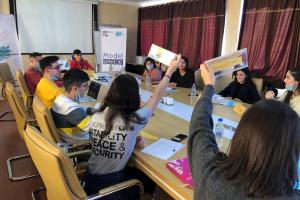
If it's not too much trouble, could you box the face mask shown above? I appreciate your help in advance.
[75,88,86,102]
[286,84,297,92]
[75,90,81,102]
[146,64,153,70]
[49,69,59,81]
[35,62,41,70]
[50,74,59,81]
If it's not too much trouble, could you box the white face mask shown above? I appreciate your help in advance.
[75,89,82,102]
[146,64,153,70]
[286,84,297,92]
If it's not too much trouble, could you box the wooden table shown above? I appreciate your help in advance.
[85,76,247,200]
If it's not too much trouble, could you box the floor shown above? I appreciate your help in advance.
[0,100,46,200]
[0,99,174,200]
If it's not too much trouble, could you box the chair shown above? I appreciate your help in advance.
[0,63,16,121]
[32,96,91,152]
[251,77,263,97]
[32,96,61,143]
[16,69,34,110]
[194,70,205,90]
[4,81,39,181]
[24,125,144,200]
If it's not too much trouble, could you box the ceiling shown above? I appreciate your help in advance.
[98,0,182,7]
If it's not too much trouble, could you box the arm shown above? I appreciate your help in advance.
[69,60,75,70]
[219,83,231,97]
[169,72,177,87]
[188,64,219,186]
[84,60,93,70]
[186,69,195,88]
[66,108,91,132]
[248,84,261,104]
[145,55,181,112]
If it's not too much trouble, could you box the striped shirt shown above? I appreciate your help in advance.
[51,94,92,142]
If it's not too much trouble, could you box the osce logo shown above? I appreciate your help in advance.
[0,46,11,62]
[115,31,122,37]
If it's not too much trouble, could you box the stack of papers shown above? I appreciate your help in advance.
[142,138,184,160]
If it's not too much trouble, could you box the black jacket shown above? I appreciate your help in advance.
[219,80,260,104]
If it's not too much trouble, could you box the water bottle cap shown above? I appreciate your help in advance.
[218,118,223,122]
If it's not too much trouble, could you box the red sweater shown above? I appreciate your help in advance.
[24,68,43,94]
[69,59,93,70]
[24,67,64,94]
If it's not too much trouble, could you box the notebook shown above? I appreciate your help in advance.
[78,81,101,103]
[167,157,194,189]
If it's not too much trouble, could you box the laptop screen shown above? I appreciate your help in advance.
[87,81,101,99]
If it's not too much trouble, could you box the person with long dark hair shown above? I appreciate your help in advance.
[84,55,181,199]
[169,56,195,88]
[219,67,260,104]
[143,57,162,82]
[265,69,300,115]
[188,64,300,199]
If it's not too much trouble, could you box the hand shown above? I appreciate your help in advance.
[200,64,215,86]
[265,91,275,99]
[135,136,144,147]
[166,54,181,74]
[140,101,146,108]
[169,82,177,87]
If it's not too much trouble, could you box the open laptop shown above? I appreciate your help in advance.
[77,81,101,103]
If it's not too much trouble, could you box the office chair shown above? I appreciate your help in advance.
[16,69,34,111]
[4,81,39,181]
[24,125,144,200]
[0,62,16,121]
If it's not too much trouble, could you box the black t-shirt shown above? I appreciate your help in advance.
[170,69,195,88]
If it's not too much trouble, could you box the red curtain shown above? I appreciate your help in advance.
[239,0,300,85]
[137,0,225,68]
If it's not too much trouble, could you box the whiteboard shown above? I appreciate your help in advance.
[16,0,93,54]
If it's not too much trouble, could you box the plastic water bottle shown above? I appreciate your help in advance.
[145,73,151,87]
[215,118,224,146]
[190,83,197,98]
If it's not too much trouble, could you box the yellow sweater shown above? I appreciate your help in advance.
[35,77,63,108]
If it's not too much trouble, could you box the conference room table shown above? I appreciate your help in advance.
[83,72,248,200]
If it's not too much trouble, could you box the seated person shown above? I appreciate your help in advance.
[51,69,97,142]
[262,80,278,97]
[35,56,63,108]
[84,55,181,198]
[24,52,43,94]
[143,57,162,82]
[70,49,93,70]
[169,56,195,88]
[265,69,300,115]
[219,67,260,104]
[189,63,300,199]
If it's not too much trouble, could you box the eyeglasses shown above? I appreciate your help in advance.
[49,65,61,70]
[79,82,89,88]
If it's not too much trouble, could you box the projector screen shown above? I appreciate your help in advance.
[16,0,94,54]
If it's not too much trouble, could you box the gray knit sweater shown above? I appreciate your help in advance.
[188,85,300,200]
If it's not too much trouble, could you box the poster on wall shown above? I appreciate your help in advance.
[99,28,127,72]
[0,14,22,77]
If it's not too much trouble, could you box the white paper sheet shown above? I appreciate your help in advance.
[205,48,248,78]
[141,138,185,160]
[148,44,177,66]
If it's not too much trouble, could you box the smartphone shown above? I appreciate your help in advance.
[171,134,188,142]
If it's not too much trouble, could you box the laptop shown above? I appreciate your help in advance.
[77,81,101,103]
